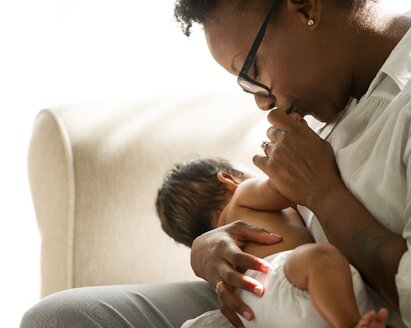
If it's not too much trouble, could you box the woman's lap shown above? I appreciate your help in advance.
[20,281,218,328]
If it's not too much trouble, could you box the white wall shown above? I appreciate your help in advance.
[0,0,409,327]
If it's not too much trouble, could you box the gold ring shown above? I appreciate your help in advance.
[260,141,270,151]
[215,280,224,294]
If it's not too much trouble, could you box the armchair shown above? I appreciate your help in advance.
[28,93,267,298]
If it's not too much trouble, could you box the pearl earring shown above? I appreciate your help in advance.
[307,19,314,26]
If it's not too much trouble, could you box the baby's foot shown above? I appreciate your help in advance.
[356,308,388,328]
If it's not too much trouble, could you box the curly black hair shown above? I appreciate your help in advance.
[174,0,217,36]
[174,0,373,37]
[155,157,245,247]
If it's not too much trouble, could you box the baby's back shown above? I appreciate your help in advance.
[219,206,313,259]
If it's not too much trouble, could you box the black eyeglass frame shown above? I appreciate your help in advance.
[237,1,280,97]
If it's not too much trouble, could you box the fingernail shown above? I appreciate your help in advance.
[253,285,264,296]
[260,260,270,272]
[270,233,282,239]
[243,311,253,321]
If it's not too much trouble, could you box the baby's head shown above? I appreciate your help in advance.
[155,157,247,247]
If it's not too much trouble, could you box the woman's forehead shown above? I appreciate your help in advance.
[204,2,262,74]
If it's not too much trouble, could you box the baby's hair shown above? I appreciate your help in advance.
[155,157,245,247]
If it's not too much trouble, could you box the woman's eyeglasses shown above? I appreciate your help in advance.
[237,1,280,97]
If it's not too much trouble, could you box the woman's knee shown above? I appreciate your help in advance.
[20,282,218,328]
[20,287,110,328]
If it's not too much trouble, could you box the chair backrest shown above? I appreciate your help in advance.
[28,93,268,297]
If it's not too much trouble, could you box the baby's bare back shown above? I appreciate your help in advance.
[220,206,314,260]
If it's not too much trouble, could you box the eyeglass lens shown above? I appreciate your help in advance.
[238,76,270,96]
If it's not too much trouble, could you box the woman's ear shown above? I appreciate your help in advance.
[288,0,321,28]
[217,171,240,193]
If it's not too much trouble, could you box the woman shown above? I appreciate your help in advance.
[20,0,411,327]
[174,0,411,327]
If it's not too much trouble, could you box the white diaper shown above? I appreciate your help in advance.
[238,250,371,328]
[181,250,371,328]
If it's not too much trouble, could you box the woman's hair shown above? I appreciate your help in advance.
[155,157,245,247]
[174,0,217,36]
[174,0,372,36]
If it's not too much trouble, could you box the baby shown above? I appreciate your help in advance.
[155,157,388,328]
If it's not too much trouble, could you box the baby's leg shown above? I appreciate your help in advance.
[284,243,361,328]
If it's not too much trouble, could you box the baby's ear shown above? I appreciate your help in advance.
[217,171,239,193]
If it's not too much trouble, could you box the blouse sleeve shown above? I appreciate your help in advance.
[397,224,411,326]
[396,95,411,327]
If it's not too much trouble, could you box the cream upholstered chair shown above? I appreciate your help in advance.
[28,92,268,298]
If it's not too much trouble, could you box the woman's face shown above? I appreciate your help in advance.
[204,0,354,122]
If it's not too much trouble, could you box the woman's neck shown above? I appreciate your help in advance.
[350,6,411,99]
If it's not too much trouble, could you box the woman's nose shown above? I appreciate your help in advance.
[254,94,276,111]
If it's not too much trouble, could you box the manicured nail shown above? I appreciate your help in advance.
[253,285,264,296]
[260,261,270,272]
[243,311,253,321]
[270,233,283,240]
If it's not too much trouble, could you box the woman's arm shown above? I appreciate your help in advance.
[310,181,406,311]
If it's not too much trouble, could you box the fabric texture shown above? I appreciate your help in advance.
[181,310,232,328]
[298,27,411,327]
[182,251,370,328]
[240,251,370,328]
[20,282,218,328]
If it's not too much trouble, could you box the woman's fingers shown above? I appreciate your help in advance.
[191,220,279,281]
[254,107,341,207]
[218,253,266,294]
[190,221,282,326]
[253,154,270,173]
[216,280,254,328]
[227,220,283,246]
[267,108,301,131]
[223,242,271,275]
[266,125,285,142]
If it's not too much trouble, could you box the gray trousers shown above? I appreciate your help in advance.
[20,281,218,328]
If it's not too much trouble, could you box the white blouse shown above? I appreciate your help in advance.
[298,28,411,327]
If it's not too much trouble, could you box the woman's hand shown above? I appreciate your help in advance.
[254,109,343,210]
[255,110,407,310]
[190,220,282,328]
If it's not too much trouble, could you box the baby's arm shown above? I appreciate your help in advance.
[234,177,294,211]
